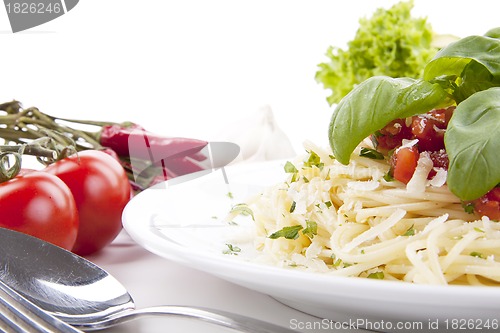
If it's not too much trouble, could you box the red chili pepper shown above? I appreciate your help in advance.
[99,124,208,160]
[97,123,143,157]
[99,124,209,191]
[163,155,207,176]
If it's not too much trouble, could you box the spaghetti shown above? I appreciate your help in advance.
[237,141,500,285]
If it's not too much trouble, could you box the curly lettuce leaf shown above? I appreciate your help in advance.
[316,1,437,105]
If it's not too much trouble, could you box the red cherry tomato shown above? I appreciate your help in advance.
[44,150,131,255]
[390,146,419,184]
[0,171,79,250]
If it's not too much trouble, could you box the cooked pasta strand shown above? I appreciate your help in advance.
[244,144,500,285]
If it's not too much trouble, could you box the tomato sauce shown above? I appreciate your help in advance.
[373,106,499,220]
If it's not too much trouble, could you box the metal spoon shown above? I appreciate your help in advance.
[0,228,296,333]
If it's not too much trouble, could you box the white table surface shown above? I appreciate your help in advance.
[1,1,499,332]
[88,231,369,333]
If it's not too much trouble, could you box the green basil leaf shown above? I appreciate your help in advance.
[445,88,500,200]
[328,76,448,164]
[424,35,500,82]
[452,60,498,103]
[425,35,500,103]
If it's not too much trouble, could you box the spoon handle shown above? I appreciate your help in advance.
[80,305,297,333]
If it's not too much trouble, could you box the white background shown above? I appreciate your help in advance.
[1,2,500,332]
[1,0,499,151]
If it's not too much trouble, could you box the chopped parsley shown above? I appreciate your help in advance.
[289,201,296,213]
[269,225,303,240]
[284,161,299,183]
[269,221,318,240]
[359,147,385,160]
[462,202,475,214]
[470,251,486,259]
[284,161,298,173]
[403,225,416,236]
[302,221,318,239]
[229,203,254,220]
[304,151,324,169]
[383,172,395,182]
[223,243,241,255]
[367,271,385,279]
[332,258,343,267]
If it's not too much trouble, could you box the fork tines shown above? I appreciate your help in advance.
[0,279,82,333]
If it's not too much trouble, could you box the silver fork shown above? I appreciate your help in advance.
[0,279,83,333]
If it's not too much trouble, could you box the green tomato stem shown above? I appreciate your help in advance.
[0,152,21,182]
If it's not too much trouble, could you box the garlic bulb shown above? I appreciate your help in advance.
[220,105,296,163]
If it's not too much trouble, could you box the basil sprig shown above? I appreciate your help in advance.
[424,35,500,103]
[328,30,500,200]
[329,76,449,165]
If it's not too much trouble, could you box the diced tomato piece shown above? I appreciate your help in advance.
[473,199,500,221]
[487,187,500,202]
[374,107,455,156]
[372,119,413,154]
[410,115,442,151]
[390,146,419,184]
[410,107,455,152]
[428,150,449,170]
[427,150,449,178]
[470,187,500,221]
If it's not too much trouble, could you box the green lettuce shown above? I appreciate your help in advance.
[316,1,437,105]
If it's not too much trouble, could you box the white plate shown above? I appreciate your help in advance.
[123,160,500,332]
